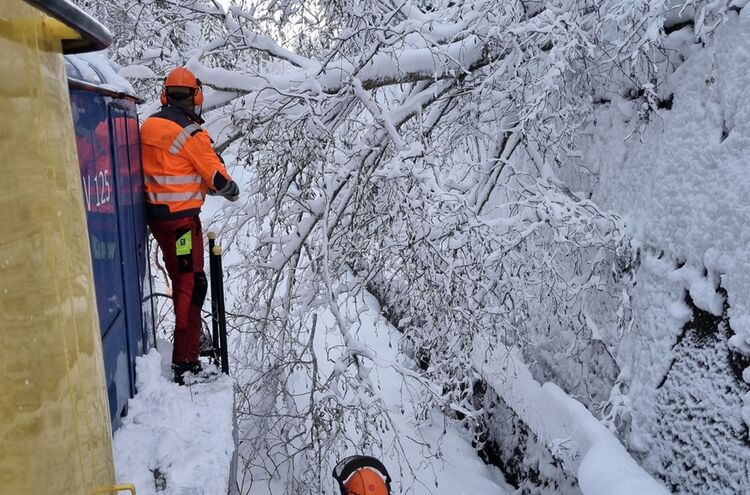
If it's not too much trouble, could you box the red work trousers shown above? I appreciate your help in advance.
[148,215,207,364]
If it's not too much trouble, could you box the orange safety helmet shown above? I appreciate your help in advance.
[345,468,389,495]
[333,456,391,495]
[160,67,204,106]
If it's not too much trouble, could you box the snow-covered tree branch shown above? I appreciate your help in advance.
[78,0,748,492]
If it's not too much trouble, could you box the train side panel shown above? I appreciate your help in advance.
[71,88,153,428]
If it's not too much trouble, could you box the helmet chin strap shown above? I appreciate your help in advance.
[194,104,203,116]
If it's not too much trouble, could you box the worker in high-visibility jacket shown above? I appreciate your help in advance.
[141,67,239,385]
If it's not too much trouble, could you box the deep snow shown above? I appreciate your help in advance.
[474,338,670,495]
[112,344,236,495]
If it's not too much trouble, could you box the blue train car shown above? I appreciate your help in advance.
[66,54,155,428]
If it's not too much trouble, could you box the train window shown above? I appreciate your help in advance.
[67,55,104,85]
[88,63,107,85]
[64,57,81,80]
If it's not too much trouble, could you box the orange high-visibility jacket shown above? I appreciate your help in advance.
[141,106,232,219]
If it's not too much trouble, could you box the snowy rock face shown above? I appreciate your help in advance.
[576,8,750,494]
[650,296,749,492]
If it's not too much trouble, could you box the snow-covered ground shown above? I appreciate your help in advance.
[112,343,236,495]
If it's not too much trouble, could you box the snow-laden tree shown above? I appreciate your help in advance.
[76,0,735,492]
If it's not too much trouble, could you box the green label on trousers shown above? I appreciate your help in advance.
[176,231,192,256]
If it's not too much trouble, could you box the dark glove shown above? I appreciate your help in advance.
[216,180,239,202]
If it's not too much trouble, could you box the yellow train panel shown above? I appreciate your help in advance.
[0,1,116,494]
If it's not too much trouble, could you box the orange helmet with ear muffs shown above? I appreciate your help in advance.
[333,456,391,495]
[160,67,203,106]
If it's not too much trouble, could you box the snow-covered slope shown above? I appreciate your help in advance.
[344,293,512,494]
[463,7,750,494]
[237,291,512,494]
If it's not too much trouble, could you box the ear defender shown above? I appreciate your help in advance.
[194,79,204,106]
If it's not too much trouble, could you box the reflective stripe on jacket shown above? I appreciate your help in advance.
[140,105,232,218]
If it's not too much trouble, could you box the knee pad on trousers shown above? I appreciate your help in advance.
[191,271,208,306]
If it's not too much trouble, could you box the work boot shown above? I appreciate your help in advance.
[172,361,202,386]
